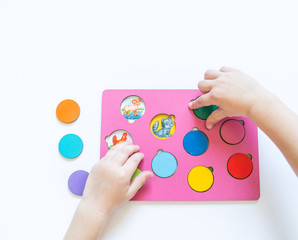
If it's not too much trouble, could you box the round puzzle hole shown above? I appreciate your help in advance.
[120,95,145,123]
[150,114,176,139]
[220,119,246,145]
[105,129,133,149]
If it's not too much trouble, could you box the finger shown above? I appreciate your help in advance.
[219,66,234,72]
[122,152,145,176]
[128,171,153,198]
[103,141,129,159]
[206,108,228,129]
[188,93,214,109]
[198,80,216,94]
[111,143,140,165]
[204,69,221,79]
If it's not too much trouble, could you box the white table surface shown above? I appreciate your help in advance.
[0,1,297,239]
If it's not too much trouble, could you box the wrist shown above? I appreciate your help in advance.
[247,88,277,121]
[64,199,111,240]
[78,198,111,225]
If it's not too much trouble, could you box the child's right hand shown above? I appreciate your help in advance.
[189,66,268,129]
[82,142,153,217]
[64,143,153,240]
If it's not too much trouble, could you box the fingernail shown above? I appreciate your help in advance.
[188,101,193,109]
[207,123,213,130]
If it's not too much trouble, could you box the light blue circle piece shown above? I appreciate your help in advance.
[59,134,83,159]
[152,152,178,178]
[183,130,209,156]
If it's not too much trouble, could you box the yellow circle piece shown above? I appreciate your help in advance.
[150,114,176,139]
[56,99,80,123]
[188,166,214,192]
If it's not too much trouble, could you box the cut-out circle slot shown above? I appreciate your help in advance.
[220,119,245,145]
[105,130,133,149]
[150,114,176,139]
[120,95,145,123]
[183,128,209,156]
[151,150,178,178]
[188,166,214,192]
[227,153,253,179]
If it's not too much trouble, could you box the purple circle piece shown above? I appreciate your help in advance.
[68,170,89,196]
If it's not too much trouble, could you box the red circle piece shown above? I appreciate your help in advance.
[227,153,253,179]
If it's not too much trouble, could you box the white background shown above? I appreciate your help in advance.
[0,1,298,239]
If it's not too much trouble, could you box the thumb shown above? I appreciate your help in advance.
[206,108,227,129]
[128,171,153,198]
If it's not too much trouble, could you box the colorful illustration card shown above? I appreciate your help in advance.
[100,90,260,201]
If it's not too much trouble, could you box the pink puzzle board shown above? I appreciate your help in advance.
[100,90,260,201]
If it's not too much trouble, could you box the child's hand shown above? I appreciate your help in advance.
[64,143,153,240]
[82,142,153,216]
[189,66,268,129]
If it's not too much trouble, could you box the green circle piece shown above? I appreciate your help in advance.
[131,168,142,182]
[193,105,218,120]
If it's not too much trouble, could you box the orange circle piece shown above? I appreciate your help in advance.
[56,99,80,123]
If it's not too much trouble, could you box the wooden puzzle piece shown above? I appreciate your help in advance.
[192,96,218,120]
[227,153,253,179]
[131,168,142,182]
[68,170,89,196]
[183,128,209,156]
[56,99,80,123]
[59,134,83,159]
[151,150,178,178]
[188,166,214,192]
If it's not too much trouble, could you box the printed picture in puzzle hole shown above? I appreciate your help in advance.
[150,114,176,139]
[120,95,145,122]
[105,130,133,149]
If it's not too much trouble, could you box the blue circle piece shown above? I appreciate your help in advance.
[183,130,209,156]
[59,134,83,159]
[152,152,177,178]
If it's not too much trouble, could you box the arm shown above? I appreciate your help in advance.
[64,143,153,240]
[189,66,298,176]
